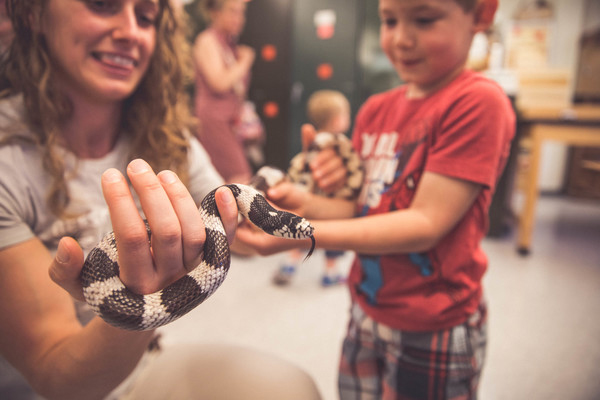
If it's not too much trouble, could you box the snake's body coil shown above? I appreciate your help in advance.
[81,184,314,331]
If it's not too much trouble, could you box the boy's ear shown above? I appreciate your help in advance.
[473,0,498,32]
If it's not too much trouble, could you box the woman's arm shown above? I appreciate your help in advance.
[237,171,481,255]
[0,160,239,400]
[193,33,254,94]
[0,238,156,400]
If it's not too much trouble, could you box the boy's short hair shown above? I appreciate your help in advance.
[306,90,350,131]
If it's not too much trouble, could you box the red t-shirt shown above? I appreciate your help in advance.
[349,70,515,331]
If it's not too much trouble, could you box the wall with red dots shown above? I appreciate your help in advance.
[241,0,398,169]
[240,0,294,170]
[239,0,362,168]
[288,1,361,159]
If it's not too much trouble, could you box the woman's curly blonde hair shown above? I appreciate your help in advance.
[0,0,196,217]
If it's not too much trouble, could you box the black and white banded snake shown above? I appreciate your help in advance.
[80,132,362,331]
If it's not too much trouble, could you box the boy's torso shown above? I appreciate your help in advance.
[349,70,515,331]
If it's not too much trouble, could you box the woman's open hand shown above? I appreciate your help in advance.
[49,159,239,300]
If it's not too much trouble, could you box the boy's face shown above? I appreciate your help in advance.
[379,0,479,97]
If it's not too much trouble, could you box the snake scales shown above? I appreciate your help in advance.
[81,132,361,331]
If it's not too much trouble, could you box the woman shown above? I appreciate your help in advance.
[192,0,255,183]
[0,0,240,398]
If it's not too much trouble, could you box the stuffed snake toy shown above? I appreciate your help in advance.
[81,132,362,331]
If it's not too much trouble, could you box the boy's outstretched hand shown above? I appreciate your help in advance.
[235,220,314,257]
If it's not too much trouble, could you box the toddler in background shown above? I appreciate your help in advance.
[273,90,353,287]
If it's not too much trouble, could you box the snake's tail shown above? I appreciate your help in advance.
[303,236,316,261]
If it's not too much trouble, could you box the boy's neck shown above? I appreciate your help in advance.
[405,66,467,99]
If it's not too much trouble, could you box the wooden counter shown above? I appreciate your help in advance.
[516,104,600,255]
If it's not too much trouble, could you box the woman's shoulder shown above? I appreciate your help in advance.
[0,95,38,146]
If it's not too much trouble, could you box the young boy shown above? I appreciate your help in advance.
[238,0,513,398]
[273,90,354,287]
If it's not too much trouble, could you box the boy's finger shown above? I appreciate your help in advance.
[317,166,347,193]
[310,147,338,172]
[301,123,317,152]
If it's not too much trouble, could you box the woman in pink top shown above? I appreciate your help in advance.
[193,0,255,183]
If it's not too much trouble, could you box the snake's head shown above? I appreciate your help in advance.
[291,216,315,260]
[293,217,314,239]
[269,212,315,259]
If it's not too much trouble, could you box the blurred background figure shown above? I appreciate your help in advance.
[273,90,352,287]
[0,0,13,54]
[192,0,256,183]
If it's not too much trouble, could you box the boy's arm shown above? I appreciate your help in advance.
[265,181,356,220]
[237,171,480,255]
[312,172,481,253]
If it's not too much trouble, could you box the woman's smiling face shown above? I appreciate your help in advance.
[40,0,159,104]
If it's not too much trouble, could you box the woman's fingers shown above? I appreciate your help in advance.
[157,170,205,271]
[101,159,239,295]
[48,237,86,302]
[126,160,188,290]
[102,165,156,294]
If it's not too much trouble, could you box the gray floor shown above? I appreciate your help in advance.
[160,194,600,400]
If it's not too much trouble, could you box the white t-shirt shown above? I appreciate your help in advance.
[0,95,224,256]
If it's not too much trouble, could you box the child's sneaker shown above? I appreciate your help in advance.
[321,274,346,287]
[272,265,296,285]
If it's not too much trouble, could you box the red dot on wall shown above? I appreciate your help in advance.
[316,63,333,80]
[263,102,279,119]
[261,45,277,62]
[316,25,335,40]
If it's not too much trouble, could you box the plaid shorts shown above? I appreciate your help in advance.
[338,302,487,400]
